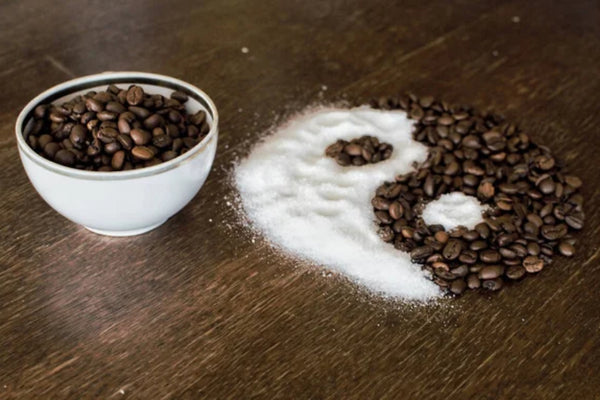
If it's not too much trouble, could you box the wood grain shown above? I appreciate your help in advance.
[1,0,600,398]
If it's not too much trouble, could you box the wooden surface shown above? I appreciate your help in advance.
[1,0,600,398]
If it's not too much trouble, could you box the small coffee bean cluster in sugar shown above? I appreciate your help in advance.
[24,84,210,171]
[325,135,393,166]
[370,93,584,295]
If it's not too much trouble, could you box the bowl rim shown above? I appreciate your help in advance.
[15,71,219,181]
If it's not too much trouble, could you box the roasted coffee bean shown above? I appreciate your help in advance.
[182,137,198,149]
[97,110,117,121]
[144,114,163,129]
[152,134,173,149]
[171,90,188,103]
[161,150,178,162]
[411,246,434,261]
[558,241,575,257]
[54,149,76,166]
[85,98,103,112]
[505,265,526,280]
[189,110,206,126]
[69,124,87,148]
[523,256,544,273]
[435,267,456,280]
[131,146,154,160]
[482,278,503,291]
[98,127,119,143]
[104,141,121,154]
[117,118,131,134]
[478,265,504,280]
[467,274,481,289]
[117,134,133,150]
[126,85,144,105]
[434,231,449,244]
[43,142,61,159]
[129,106,151,119]
[111,150,126,170]
[565,212,584,230]
[130,128,152,146]
[378,227,395,242]
[541,224,567,240]
[449,279,467,295]
[479,249,501,263]
[458,250,478,264]
[443,239,463,260]
[388,201,404,220]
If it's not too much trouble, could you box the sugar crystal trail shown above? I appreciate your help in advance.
[236,107,445,300]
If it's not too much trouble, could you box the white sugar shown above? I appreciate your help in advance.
[235,107,442,301]
[422,192,486,231]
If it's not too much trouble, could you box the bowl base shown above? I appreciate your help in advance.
[84,219,167,237]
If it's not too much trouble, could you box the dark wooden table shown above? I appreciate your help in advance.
[1,0,600,398]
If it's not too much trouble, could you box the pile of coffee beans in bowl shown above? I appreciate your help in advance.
[24,84,211,171]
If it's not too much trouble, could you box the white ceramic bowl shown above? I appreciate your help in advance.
[15,72,218,236]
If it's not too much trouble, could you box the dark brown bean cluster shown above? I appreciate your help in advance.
[24,84,210,171]
[325,135,393,166]
[370,94,584,295]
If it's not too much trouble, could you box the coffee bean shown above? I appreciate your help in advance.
[565,212,584,230]
[97,110,117,121]
[143,114,163,129]
[434,231,449,244]
[477,181,495,199]
[131,146,154,160]
[541,224,567,240]
[467,274,481,289]
[54,149,76,166]
[479,249,501,263]
[478,265,504,280]
[482,278,503,291]
[171,90,188,103]
[117,134,133,150]
[85,98,103,113]
[98,127,119,143]
[189,110,206,126]
[152,134,173,149]
[370,197,390,211]
[449,279,467,295]
[161,150,178,162]
[69,124,87,148]
[43,142,60,159]
[126,85,144,105]
[129,106,151,119]
[111,150,126,170]
[182,137,198,149]
[505,265,525,280]
[538,178,555,195]
[523,256,544,273]
[388,202,404,220]
[558,241,575,257]
[443,239,463,260]
[411,246,434,261]
[130,129,152,146]
[564,175,582,189]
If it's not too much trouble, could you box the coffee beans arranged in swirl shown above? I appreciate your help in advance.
[370,94,584,295]
[24,84,211,171]
[325,135,393,166]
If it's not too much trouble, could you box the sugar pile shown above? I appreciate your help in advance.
[236,107,481,301]
[422,192,485,231]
